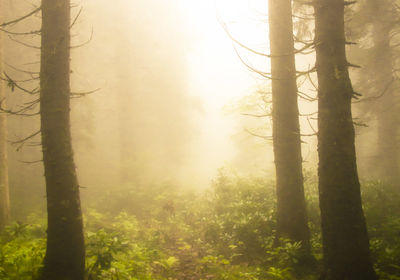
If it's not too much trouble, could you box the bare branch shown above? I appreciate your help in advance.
[19,159,43,164]
[306,116,318,135]
[2,72,39,95]
[71,88,100,98]
[70,28,93,49]
[241,112,270,118]
[298,90,317,101]
[232,46,273,80]
[0,28,41,36]
[70,7,83,28]
[244,128,272,140]
[219,18,314,59]
[11,130,41,151]
[0,6,42,27]
[8,35,41,49]
[4,62,40,78]
[344,1,357,6]
[353,78,394,103]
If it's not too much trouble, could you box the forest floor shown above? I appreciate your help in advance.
[1,170,400,280]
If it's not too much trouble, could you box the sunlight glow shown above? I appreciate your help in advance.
[176,0,272,181]
[181,0,270,107]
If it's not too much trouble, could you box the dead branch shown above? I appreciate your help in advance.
[241,112,270,118]
[0,28,41,36]
[70,7,83,29]
[70,88,100,98]
[298,90,317,101]
[70,28,93,49]
[306,116,318,135]
[233,46,273,80]
[19,159,43,164]
[4,63,40,79]
[220,18,315,59]
[8,35,41,49]
[244,128,272,140]
[2,72,39,95]
[11,130,41,151]
[0,6,41,27]
[353,78,394,103]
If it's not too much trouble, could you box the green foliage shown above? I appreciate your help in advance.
[0,221,46,280]
[361,181,400,280]
[1,173,399,279]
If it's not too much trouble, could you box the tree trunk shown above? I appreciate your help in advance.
[314,0,377,278]
[40,0,85,279]
[0,1,10,230]
[268,0,310,252]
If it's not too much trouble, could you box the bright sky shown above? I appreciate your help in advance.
[176,0,272,182]
[181,0,269,107]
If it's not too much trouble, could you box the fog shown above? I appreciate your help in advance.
[3,0,323,214]
[2,0,328,214]
[69,0,279,190]
[2,0,399,279]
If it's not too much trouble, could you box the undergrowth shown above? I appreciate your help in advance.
[1,171,399,279]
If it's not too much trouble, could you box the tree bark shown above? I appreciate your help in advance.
[0,1,10,230]
[268,0,310,252]
[314,0,377,279]
[40,0,85,279]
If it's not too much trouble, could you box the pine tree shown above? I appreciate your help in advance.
[314,0,377,278]
[40,0,85,279]
[268,0,310,253]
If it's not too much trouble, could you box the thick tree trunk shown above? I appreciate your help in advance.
[0,3,10,230]
[40,1,85,279]
[371,1,399,184]
[314,0,377,279]
[268,0,310,252]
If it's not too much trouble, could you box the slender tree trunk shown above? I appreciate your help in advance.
[314,0,376,278]
[40,0,85,279]
[268,0,310,252]
[371,1,399,184]
[0,1,10,230]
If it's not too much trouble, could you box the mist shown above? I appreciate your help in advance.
[68,0,280,191]
[1,0,399,279]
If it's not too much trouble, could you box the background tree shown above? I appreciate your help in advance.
[40,0,85,279]
[268,0,310,253]
[0,0,45,222]
[314,0,377,278]
[0,0,10,230]
[369,0,399,183]
[69,0,202,191]
[349,0,400,183]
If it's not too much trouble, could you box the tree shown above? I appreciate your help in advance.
[348,0,400,183]
[370,0,399,183]
[314,0,377,278]
[364,0,399,183]
[40,0,85,279]
[268,0,310,253]
[0,0,10,230]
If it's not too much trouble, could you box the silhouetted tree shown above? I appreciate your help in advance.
[314,0,377,278]
[40,0,85,279]
[268,0,310,253]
